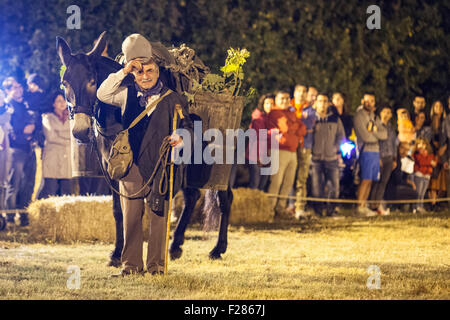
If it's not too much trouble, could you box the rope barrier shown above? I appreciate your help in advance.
[2,195,449,215]
[265,193,450,204]
[0,209,27,215]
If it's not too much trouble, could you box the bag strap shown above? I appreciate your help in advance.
[126,89,172,131]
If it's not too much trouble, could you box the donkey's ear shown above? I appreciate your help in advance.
[56,36,73,66]
[88,31,107,57]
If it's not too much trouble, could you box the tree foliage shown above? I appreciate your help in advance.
[0,0,448,126]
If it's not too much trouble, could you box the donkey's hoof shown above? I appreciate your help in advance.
[170,246,183,260]
[107,256,122,268]
[208,249,222,260]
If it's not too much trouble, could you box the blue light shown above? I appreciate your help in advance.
[340,141,355,160]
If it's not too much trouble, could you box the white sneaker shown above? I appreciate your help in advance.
[416,207,427,214]
[377,207,390,216]
[357,206,377,217]
[295,209,310,220]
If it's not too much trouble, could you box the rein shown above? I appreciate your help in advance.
[92,110,172,200]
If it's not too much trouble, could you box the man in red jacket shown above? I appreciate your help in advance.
[266,90,306,217]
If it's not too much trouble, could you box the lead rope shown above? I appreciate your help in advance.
[93,124,172,200]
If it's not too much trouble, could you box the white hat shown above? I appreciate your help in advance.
[122,34,152,64]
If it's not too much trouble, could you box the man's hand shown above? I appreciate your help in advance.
[407,179,416,190]
[393,160,397,170]
[444,161,449,170]
[277,117,288,133]
[275,133,285,144]
[169,133,183,147]
[23,124,35,135]
[123,60,143,75]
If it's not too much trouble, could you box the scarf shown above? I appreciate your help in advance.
[135,79,164,108]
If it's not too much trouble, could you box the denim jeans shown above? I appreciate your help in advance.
[413,175,430,209]
[38,178,75,199]
[369,156,394,207]
[310,159,340,215]
[6,148,36,223]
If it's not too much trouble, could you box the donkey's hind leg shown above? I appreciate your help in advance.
[169,187,200,260]
[209,186,233,260]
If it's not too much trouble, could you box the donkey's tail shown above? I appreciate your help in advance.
[203,189,221,232]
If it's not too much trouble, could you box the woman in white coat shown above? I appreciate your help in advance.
[38,92,74,198]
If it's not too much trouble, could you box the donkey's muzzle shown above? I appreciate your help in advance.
[71,113,93,143]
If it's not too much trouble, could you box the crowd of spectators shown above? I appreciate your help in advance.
[0,75,110,226]
[1,72,449,224]
[242,85,450,218]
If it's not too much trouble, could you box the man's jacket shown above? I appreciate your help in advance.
[311,111,345,162]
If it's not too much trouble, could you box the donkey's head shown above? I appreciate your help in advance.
[56,32,107,143]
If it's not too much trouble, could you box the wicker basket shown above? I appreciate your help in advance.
[186,92,244,191]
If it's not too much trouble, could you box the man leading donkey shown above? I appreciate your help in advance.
[97,34,193,277]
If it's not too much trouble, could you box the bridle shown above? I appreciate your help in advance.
[66,56,98,120]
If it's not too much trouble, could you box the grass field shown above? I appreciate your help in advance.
[0,210,449,300]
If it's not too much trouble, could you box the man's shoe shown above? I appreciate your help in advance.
[295,209,310,220]
[326,210,340,218]
[416,207,427,214]
[148,270,164,276]
[275,208,295,220]
[357,206,377,217]
[110,269,144,278]
[377,207,390,216]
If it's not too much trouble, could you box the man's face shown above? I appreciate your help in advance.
[28,82,39,93]
[275,93,291,109]
[294,86,307,103]
[4,78,23,101]
[133,60,160,90]
[307,87,318,105]
[362,94,376,111]
[413,97,426,112]
[315,95,329,114]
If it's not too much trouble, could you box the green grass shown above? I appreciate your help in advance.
[0,210,449,300]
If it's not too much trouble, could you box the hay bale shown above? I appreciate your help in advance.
[172,190,205,224]
[229,188,274,225]
[28,196,150,243]
[27,187,273,243]
[174,188,274,227]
